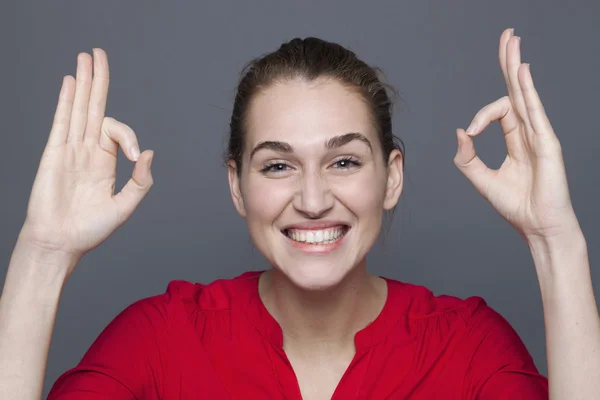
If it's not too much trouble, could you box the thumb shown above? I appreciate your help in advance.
[453,128,494,197]
[113,150,154,223]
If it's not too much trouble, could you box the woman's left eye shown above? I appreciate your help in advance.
[332,158,361,169]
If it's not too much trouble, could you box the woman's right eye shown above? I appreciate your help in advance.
[260,162,290,173]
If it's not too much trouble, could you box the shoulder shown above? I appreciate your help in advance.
[385,277,487,323]
[125,270,263,321]
[384,277,534,360]
[383,277,518,344]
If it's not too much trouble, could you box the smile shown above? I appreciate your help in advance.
[283,226,349,245]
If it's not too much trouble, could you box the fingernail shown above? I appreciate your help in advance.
[130,146,140,161]
[466,123,477,134]
[149,152,154,167]
[509,28,515,36]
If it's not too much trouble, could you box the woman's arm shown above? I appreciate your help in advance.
[453,28,599,399]
[528,230,600,399]
[0,48,154,400]
[0,234,76,400]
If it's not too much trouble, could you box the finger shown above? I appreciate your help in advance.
[499,28,515,96]
[505,35,533,130]
[99,117,142,162]
[47,76,76,147]
[464,96,527,162]
[113,150,154,224]
[498,28,520,132]
[519,64,555,137]
[67,53,93,142]
[453,128,496,199]
[84,48,110,144]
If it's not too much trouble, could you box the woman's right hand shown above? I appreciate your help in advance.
[19,48,154,267]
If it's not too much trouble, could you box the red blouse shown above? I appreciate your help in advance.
[47,271,548,399]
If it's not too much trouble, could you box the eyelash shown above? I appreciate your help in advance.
[333,157,362,170]
[260,157,362,174]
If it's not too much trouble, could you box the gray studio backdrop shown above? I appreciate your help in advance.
[1,0,599,397]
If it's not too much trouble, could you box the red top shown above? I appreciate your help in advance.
[48,271,548,399]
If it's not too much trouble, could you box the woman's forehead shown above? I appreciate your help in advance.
[245,79,377,146]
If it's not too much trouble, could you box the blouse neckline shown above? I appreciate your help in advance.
[239,270,404,350]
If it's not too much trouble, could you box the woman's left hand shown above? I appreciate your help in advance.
[454,28,581,244]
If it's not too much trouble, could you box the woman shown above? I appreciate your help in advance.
[0,28,597,399]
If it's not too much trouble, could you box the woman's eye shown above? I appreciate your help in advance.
[333,158,361,169]
[260,159,360,174]
[261,163,290,173]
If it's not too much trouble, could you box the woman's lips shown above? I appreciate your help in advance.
[281,225,349,254]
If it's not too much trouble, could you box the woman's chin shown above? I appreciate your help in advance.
[277,263,349,291]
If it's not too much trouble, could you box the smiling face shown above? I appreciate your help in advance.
[228,78,403,290]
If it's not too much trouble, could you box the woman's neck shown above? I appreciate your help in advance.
[258,263,388,350]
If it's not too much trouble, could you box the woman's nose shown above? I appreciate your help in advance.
[293,171,334,218]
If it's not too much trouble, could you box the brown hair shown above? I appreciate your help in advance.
[226,37,405,175]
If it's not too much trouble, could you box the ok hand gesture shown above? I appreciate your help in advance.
[454,28,580,244]
[20,49,154,266]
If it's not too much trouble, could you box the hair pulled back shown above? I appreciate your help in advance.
[227,37,405,174]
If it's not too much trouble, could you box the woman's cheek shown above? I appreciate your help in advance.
[332,172,386,214]
[245,177,295,220]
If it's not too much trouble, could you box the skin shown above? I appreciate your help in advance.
[227,79,403,398]
[228,79,403,291]
[0,28,598,400]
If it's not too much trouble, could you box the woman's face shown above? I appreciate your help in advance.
[228,78,403,290]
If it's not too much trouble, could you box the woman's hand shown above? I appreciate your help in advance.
[19,48,154,265]
[453,28,580,244]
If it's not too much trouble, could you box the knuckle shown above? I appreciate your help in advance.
[88,108,103,118]
[53,114,70,126]
[58,96,74,108]
[100,117,138,148]
[123,126,138,143]
[526,102,545,114]
[93,74,110,82]
[73,102,88,114]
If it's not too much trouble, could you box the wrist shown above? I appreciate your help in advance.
[526,228,586,255]
[526,228,588,281]
[16,225,82,268]
[3,234,81,301]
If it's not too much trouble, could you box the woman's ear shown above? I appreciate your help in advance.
[228,160,247,217]
[383,149,403,210]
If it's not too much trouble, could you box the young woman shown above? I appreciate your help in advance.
[0,28,597,399]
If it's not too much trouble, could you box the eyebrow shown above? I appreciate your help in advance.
[249,132,373,160]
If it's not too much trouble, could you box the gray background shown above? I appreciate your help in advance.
[1,0,598,397]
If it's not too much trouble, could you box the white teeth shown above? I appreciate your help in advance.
[286,226,347,244]
[315,230,323,242]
